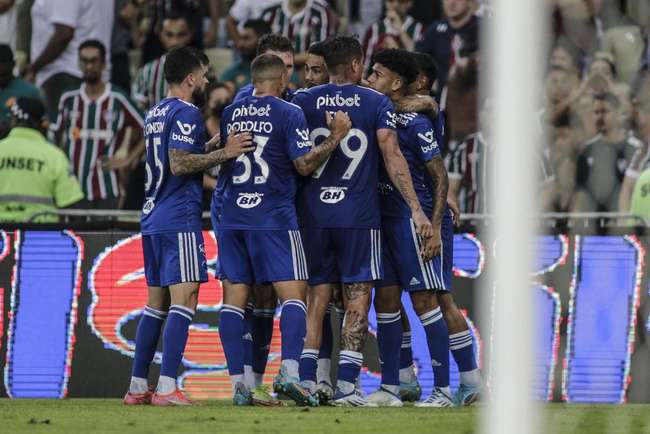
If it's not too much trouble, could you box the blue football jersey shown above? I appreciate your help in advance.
[292,84,396,229]
[140,98,206,234]
[215,95,312,230]
[234,83,295,103]
[379,112,440,219]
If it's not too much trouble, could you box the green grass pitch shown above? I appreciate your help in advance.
[2,400,650,433]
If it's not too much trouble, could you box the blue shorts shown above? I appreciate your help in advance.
[378,214,453,292]
[301,227,382,285]
[142,231,208,287]
[216,229,308,285]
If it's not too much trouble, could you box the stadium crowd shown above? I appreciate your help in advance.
[0,0,649,221]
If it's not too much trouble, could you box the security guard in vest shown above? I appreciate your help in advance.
[0,97,83,222]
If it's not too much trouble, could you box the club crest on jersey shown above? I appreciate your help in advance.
[236,192,264,208]
[142,198,155,215]
[320,187,346,204]
[316,94,361,110]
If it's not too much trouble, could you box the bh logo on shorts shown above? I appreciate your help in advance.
[236,192,264,208]
[320,187,346,204]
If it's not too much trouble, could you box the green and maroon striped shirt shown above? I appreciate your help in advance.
[362,16,423,71]
[52,84,144,201]
[261,0,332,53]
[133,55,167,110]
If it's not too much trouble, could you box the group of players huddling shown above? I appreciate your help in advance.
[123,34,481,408]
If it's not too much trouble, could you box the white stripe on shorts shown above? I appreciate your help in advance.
[409,219,434,289]
[370,229,381,280]
[178,233,186,282]
[289,230,308,280]
[191,232,200,281]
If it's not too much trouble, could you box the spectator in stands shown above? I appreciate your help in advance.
[549,41,581,76]
[619,72,650,214]
[261,0,333,65]
[0,0,17,50]
[416,0,479,88]
[447,98,556,214]
[221,19,271,93]
[26,0,114,121]
[111,0,148,94]
[204,81,233,138]
[573,92,640,213]
[445,22,479,142]
[0,97,83,223]
[51,40,144,209]
[226,0,279,46]
[362,0,423,73]
[347,0,383,39]
[133,13,192,110]
[0,44,41,140]
[141,0,220,64]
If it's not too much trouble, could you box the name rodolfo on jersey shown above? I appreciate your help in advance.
[227,103,274,134]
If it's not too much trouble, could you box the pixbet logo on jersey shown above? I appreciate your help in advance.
[236,192,264,208]
[316,94,361,110]
[320,187,346,203]
[232,103,272,120]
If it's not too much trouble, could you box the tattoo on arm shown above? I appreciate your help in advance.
[427,157,449,226]
[384,147,423,214]
[393,95,435,114]
[168,148,231,176]
[294,134,340,176]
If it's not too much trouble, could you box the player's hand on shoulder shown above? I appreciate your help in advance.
[223,131,254,159]
[205,132,221,152]
[326,110,352,142]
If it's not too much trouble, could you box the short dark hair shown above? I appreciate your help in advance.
[0,43,14,64]
[162,11,190,25]
[243,19,271,37]
[371,49,419,86]
[593,91,620,108]
[257,34,293,56]
[322,36,363,70]
[308,39,328,58]
[79,39,106,62]
[412,52,438,87]
[251,53,286,83]
[164,46,209,85]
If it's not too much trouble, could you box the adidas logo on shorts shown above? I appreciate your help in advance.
[410,277,420,286]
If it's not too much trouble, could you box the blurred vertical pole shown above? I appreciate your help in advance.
[482,0,547,433]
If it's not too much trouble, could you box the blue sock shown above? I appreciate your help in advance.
[450,330,478,379]
[252,308,275,377]
[132,306,167,379]
[280,300,306,363]
[400,331,414,370]
[420,307,450,388]
[160,305,194,379]
[319,304,333,360]
[219,305,246,376]
[337,350,363,391]
[377,311,402,387]
[299,348,318,383]
[243,303,253,373]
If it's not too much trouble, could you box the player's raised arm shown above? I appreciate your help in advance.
[169,132,254,176]
[377,128,434,240]
[293,111,351,176]
[393,94,439,120]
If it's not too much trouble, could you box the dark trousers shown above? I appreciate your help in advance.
[110,52,132,94]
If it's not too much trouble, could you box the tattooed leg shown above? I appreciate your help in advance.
[340,282,372,352]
